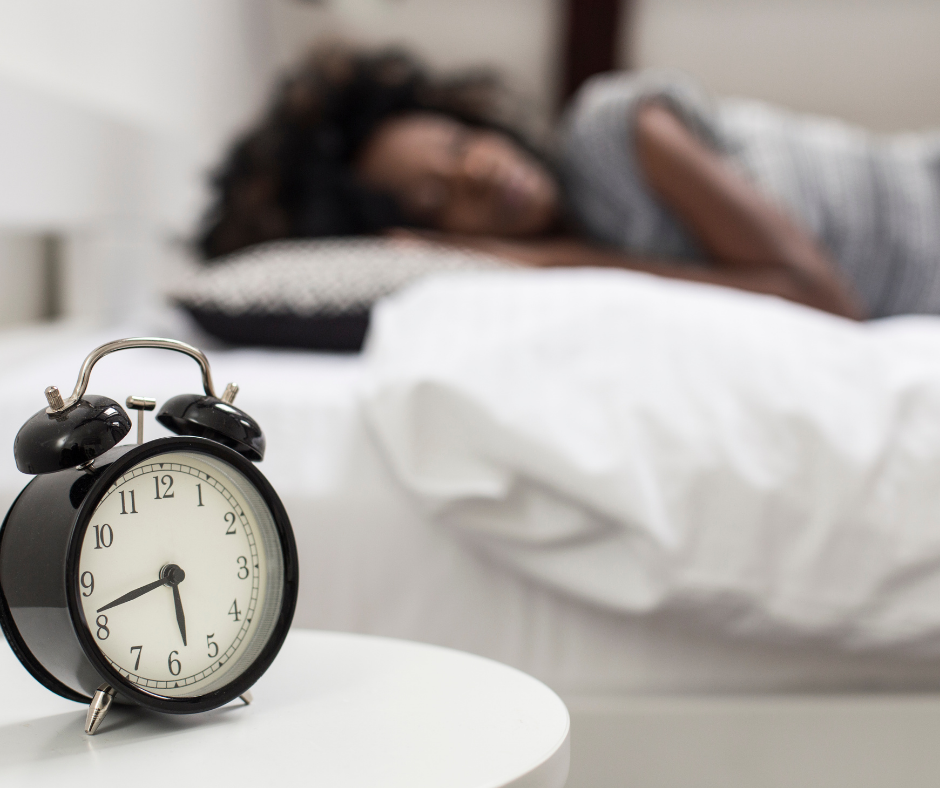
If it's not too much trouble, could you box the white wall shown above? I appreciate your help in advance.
[630,0,940,133]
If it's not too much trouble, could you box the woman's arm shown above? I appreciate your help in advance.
[391,228,864,317]
[633,102,865,318]
[403,233,858,315]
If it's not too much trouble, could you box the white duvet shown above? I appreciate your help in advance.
[363,269,940,653]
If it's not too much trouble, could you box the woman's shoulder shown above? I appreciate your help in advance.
[555,70,713,256]
[561,69,721,149]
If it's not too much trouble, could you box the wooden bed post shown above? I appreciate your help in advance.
[560,0,632,108]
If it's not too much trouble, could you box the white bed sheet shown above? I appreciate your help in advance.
[363,270,940,656]
[2,317,940,696]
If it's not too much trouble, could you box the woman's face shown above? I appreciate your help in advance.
[355,112,560,237]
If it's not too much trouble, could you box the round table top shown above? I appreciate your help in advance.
[0,629,569,787]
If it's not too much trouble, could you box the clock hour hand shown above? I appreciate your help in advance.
[171,581,187,647]
[160,564,188,646]
[96,577,165,613]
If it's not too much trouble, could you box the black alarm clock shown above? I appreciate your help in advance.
[0,338,298,734]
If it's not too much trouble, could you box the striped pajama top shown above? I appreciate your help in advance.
[560,71,940,318]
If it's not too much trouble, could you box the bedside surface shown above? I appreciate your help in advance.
[0,629,569,787]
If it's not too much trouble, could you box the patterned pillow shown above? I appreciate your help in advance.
[170,239,510,352]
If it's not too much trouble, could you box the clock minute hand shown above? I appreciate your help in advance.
[96,577,165,613]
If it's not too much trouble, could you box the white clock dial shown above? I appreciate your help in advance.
[77,450,284,697]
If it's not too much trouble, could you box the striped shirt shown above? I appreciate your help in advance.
[560,71,940,318]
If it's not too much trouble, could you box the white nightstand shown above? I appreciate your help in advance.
[0,629,569,787]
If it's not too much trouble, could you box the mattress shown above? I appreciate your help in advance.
[2,315,940,698]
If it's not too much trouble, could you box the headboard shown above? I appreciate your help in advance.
[560,0,632,106]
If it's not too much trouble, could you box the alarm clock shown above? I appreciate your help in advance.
[0,338,298,734]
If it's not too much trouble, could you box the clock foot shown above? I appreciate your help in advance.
[239,690,253,706]
[85,683,117,735]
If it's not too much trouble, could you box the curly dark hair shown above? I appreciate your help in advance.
[197,44,537,260]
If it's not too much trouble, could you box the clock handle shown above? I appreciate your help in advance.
[45,337,221,415]
[14,337,257,475]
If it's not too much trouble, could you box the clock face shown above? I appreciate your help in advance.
[76,449,285,698]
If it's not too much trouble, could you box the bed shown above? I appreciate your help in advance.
[5,268,940,786]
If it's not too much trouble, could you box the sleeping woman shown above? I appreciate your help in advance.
[198,45,940,320]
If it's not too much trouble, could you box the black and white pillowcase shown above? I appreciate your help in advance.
[171,239,509,352]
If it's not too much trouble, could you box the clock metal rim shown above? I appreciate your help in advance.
[64,435,298,714]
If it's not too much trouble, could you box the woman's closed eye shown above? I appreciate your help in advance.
[407,178,449,224]
[448,127,471,168]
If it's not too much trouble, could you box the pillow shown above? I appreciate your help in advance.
[169,238,510,352]
[362,267,940,653]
